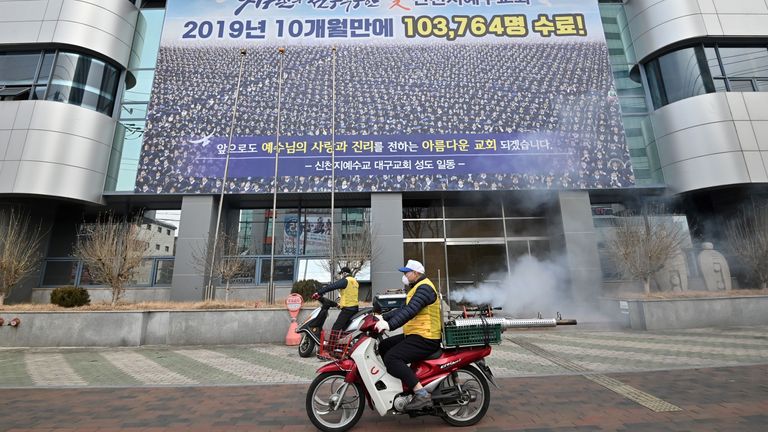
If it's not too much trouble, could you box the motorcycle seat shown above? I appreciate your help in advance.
[424,349,442,360]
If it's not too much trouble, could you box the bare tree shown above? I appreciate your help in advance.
[322,220,376,279]
[0,209,45,305]
[193,231,252,301]
[73,214,149,306]
[607,209,689,295]
[725,204,768,289]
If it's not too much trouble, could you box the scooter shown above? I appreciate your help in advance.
[296,296,372,358]
[305,314,498,431]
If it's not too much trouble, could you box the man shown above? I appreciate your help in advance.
[311,266,360,333]
[374,259,441,411]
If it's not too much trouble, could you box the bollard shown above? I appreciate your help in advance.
[8,317,20,327]
[285,293,303,345]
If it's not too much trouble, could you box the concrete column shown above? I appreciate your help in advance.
[553,191,602,306]
[170,195,218,301]
[370,193,404,296]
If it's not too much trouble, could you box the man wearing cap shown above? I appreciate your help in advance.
[374,259,442,411]
[311,266,360,333]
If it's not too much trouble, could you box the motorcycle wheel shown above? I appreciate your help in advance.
[438,365,491,427]
[298,333,316,358]
[306,371,365,432]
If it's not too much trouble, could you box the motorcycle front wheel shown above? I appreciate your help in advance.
[438,365,491,427]
[298,333,316,358]
[306,372,365,432]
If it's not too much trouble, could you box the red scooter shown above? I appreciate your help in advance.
[305,315,497,431]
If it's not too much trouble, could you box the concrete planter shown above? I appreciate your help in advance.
[600,295,768,330]
[0,308,340,347]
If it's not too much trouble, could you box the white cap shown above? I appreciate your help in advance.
[398,259,425,274]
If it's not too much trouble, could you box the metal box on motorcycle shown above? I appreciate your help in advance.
[372,290,407,313]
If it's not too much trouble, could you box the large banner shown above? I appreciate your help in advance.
[136,0,634,194]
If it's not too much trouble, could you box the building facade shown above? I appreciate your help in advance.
[1,0,766,313]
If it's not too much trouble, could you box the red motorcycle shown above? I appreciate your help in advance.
[305,315,498,431]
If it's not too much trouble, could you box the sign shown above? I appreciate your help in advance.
[285,293,303,345]
[286,292,304,314]
[136,0,634,193]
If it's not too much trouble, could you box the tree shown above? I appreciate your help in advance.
[193,230,252,302]
[0,209,45,305]
[322,220,376,280]
[607,209,688,295]
[725,204,768,289]
[73,214,149,306]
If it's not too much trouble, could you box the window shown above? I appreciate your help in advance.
[164,246,170,252]
[157,226,162,233]
[646,43,768,108]
[166,229,171,235]
[155,244,160,250]
[146,224,151,230]
[0,49,120,115]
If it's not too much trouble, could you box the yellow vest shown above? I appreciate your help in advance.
[403,278,442,340]
[338,276,359,308]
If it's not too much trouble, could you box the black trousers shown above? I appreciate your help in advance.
[379,333,441,389]
[332,306,359,332]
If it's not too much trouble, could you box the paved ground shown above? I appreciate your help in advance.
[1,325,767,431]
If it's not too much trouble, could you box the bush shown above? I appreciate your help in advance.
[292,279,322,301]
[50,286,91,308]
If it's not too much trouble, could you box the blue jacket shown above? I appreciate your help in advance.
[382,275,436,330]
[316,277,349,295]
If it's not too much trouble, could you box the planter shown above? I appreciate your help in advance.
[0,308,341,347]
[600,295,768,330]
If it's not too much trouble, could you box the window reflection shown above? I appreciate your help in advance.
[47,52,119,115]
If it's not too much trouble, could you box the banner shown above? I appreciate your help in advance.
[136,0,634,193]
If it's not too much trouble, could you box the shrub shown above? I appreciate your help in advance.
[292,279,322,301]
[50,286,91,308]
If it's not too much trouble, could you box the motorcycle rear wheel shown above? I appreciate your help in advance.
[298,333,316,358]
[438,366,491,427]
[306,371,365,432]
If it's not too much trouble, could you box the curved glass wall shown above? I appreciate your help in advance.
[645,43,768,109]
[0,50,118,115]
[110,7,166,192]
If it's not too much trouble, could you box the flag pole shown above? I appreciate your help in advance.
[206,48,247,301]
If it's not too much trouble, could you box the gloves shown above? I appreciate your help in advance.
[311,292,320,300]
[374,319,390,333]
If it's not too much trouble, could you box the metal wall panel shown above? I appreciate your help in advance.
[651,93,768,192]
[624,0,768,62]
[0,0,139,67]
[662,152,752,192]
[0,100,115,203]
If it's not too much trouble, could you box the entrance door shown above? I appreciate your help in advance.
[446,243,507,300]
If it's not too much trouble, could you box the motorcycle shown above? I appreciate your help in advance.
[305,314,497,431]
[296,296,372,358]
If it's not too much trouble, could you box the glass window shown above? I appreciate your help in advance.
[0,52,40,86]
[41,260,78,286]
[505,218,548,237]
[154,259,174,285]
[47,52,119,115]
[713,78,727,92]
[758,80,768,91]
[446,220,504,238]
[444,197,502,218]
[260,258,295,283]
[704,47,722,77]
[719,47,768,78]
[403,199,442,219]
[728,79,756,92]
[656,47,708,106]
[404,220,443,239]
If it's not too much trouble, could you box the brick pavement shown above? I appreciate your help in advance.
[1,326,766,388]
[0,365,766,431]
[0,325,767,431]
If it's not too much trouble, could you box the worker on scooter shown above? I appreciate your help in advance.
[311,266,360,334]
[373,259,441,411]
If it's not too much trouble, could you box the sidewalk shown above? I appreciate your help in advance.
[1,325,767,388]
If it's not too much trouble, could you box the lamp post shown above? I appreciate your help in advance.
[329,46,337,281]
[205,48,247,301]
[267,47,286,305]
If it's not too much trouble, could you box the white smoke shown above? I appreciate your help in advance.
[450,255,571,318]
